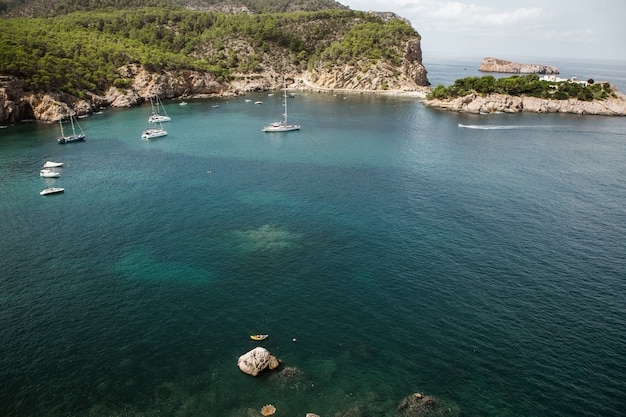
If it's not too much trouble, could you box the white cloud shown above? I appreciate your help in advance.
[341,0,626,60]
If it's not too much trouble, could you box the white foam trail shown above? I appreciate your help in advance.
[458,123,540,130]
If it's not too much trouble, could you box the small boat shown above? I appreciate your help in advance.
[255,101,263,105]
[263,79,300,132]
[245,99,252,102]
[250,334,268,341]
[179,101,188,106]
[40,169,60,178]
[57,113,85,144]
[40,187,64,195]
[43,161,63,168]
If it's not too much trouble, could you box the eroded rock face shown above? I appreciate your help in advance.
[479,57,559,74]
[404,39,429,86]
[423,91,626,116]
[237,347,280,377]
[305,36,429,91]
[0,33,430,125]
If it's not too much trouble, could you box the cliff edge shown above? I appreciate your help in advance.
[422,90,626,116]
[0,10,429,125]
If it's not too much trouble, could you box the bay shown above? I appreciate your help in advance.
[1,58,625,417]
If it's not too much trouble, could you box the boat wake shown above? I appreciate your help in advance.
[457,123,626,136]
[458,123,544,130]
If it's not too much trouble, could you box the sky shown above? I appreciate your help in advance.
[340,0,626,61]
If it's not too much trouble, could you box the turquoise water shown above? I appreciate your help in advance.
[1,59,626,417]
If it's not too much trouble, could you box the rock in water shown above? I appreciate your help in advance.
[237,347,280,376]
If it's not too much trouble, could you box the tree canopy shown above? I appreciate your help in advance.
[427,74,615,101]
[0,8,419,96]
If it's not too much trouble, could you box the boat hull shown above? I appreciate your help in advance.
[57,134,85,144]
[40,170,60,178]
[141,128,168,139]
[263,123,301,132]
[40,187,64,195]
[43,161,63,168]
[148,115,171,123]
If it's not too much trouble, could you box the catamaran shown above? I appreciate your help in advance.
[148,94,171,123]
[142,121,167,139]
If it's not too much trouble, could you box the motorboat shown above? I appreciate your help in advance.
[40,187,64,195]
[43,161,63,168]
[250,334,268,341]
[40,169,60,178]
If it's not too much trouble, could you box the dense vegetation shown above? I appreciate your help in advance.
[427,74,616,101]
[0,0,348,17]
[0,7,418,97]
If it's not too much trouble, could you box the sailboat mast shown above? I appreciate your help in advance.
[283,79,288,124]
[59,120,65,137]
[69,113,76,136]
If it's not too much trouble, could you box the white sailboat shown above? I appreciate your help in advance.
[142,94,168,139]
[148,95,171,123]
[57,113,85,143]
[263,79,300,132]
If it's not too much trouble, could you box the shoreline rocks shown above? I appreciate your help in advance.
[0,34,429,125]
[423,91,626,116]
[479,57,559,74]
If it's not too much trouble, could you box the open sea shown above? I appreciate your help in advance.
[1,56,625,417]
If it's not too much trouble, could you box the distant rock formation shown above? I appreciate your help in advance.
[479,57,559,74]
[422,91,626,116]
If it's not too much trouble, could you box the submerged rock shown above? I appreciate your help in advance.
[397,392,460,417]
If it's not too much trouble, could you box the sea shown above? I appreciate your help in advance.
[1,56,625,417]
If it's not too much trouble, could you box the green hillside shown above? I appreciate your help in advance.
[0,7,419,97]
[0,0,348,17]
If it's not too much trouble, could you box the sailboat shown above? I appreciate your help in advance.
[141,95,170,139]
[57,112,85,144]
[262,79,300,132]
[148,95,171,123]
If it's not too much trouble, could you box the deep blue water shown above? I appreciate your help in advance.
[1,59,626,417]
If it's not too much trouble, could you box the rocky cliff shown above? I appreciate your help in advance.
[0,35,428,125]
[422,91,626,116]
[479,57,559,74]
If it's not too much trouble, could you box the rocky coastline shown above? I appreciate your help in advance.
[0,35,429,126]
[422,91,626,116]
